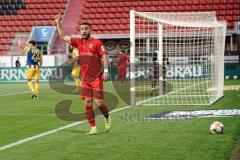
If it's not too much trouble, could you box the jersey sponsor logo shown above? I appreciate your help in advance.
[88,43,94,49]
[80,51,93,56]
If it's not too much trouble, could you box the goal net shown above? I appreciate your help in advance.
[130,11,226,106]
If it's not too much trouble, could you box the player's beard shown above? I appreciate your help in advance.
[82,33,90,40]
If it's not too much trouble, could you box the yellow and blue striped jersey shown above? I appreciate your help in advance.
[24,47,42,67]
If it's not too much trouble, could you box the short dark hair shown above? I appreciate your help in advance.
[28,40,36,46]
[81,22,91,27]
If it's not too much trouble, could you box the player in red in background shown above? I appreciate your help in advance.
[118,50,129,84]
[55,13,111,135]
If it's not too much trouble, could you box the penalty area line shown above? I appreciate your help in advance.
[0,105,132,151]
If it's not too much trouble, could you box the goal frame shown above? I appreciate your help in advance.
[130,10,226,106]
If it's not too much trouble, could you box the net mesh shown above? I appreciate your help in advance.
[131,11,226,105]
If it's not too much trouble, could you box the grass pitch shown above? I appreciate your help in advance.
[0,80,240,160]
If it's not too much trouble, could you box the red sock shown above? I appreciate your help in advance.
[85,105,96,127]
[98,103,109,119]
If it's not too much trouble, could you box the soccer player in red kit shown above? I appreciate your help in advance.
[55,13,110,135]
[118,50,129,84]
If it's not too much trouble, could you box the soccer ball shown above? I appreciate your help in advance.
[225,76,229,79]
[233,75,238,79]
[210,121,224,134]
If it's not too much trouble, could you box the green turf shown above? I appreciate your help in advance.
[0,80,240,160]
[224,79,240,86]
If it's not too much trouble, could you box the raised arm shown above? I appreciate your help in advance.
[18,36,29,55]
[54,13,71,43]
[18,35,24,49]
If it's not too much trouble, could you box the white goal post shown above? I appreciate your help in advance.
[130,10,226,106]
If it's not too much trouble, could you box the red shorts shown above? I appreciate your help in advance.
[81,77,103,100]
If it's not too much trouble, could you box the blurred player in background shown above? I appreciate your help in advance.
[118,50,129,84]
[150,56,167,96]
[15,57,21,67]
[150,56,159,96]
[55,13,111,135]
[19,39,42,99]
[70,46,81,90]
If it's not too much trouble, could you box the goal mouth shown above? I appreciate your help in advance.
[130,11,226,106]
[136,80,217,106]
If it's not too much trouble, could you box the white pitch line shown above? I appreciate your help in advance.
[0,105,132,151]
[1,81,211,150]
[0,83,238,151]
[0,87,54,97]
[0,121,85,151]
[0,91,31,97]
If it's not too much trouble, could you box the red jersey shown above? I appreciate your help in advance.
[70,37,107,82]
[118,53,129,67]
